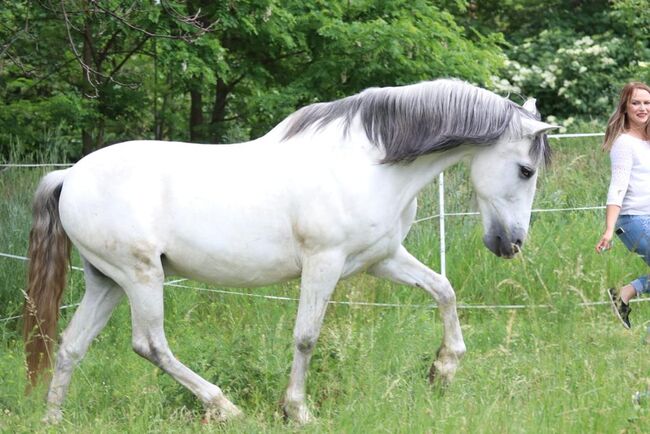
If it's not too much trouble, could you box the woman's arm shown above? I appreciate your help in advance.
[596,138,632,253]
[595,204,621,252]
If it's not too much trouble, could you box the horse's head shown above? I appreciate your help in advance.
[469,99,556,258]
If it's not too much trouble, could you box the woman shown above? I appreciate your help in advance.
[596,82,650,329]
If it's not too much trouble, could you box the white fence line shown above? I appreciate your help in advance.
[1,249,647,324]
[0,163,73,168]
[1,132,625,321]
[438,172,447,276]
[548,133,605,139]
[0,252,189,322]
[415,206,606,223]
[0,303,80,323]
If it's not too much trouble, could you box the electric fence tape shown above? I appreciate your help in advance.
[1,251,646,323]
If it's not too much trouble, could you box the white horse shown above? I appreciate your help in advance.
[24,79,555,424]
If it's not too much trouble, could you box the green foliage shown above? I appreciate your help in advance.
[496,30,636,120]
[477,0,650,121]
[0,95,85,161]
[298,1,504,90]
[169,0,506,142]
[1,0,505,158]
[612,0,650,41]
[3,0,647,157]
[611,0,650,85]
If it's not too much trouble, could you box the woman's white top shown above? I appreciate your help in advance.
[606,133,650,215]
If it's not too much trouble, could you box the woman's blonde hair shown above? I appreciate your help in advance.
[603,82,650,151]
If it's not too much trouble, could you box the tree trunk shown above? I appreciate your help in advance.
[81,130,94,156]
[211,78,230,143]
[189,87,204,142]
[80,14,96,156]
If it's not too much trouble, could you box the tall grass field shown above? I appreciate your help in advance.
[1,135,649,433]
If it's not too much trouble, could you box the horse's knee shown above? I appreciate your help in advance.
[55,337,87,368]
[294,333,317,354]
[434,283,456,307]
[53,347,77,373]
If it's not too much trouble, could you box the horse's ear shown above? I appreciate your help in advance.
[522,98,539,116]
[521,117,559,136]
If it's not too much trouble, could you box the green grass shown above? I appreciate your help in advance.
[1,137,650,433]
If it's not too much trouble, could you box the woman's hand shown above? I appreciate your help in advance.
[597,205,622,253]
[596,230,614,253]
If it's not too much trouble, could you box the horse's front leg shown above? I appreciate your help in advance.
[283,251,344,424]
[370,245,466,385]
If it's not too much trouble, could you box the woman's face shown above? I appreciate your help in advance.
[626,88,650,129]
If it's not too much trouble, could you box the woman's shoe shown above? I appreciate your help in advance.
[608,287,631,329]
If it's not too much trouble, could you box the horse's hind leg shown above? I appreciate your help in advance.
[44,259,124,424]
[119,260,242,422]
[370,246,466,385]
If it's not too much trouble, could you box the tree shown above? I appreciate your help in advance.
[0,2,85,160]
[1,0,507,160]
[177,0,506,144]
[462,0,650,121]
[0,0,210,158]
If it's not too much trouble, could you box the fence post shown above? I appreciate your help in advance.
[438,172,446,277]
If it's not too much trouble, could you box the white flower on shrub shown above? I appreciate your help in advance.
[584,45,608,56]
[489,76,521,95]
[541,71,556,89]
[575,36,594,46]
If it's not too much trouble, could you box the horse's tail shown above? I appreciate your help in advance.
[23,169,71,387]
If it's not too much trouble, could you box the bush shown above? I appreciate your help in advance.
[494,29,639,121]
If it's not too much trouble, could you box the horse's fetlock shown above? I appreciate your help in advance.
[437,343,465,361]
[42,407,64,425]
[455,343,467,359]
[282,399,313,425]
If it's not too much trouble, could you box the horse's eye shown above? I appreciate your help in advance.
[519,165,535,179]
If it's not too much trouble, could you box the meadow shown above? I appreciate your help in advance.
[1,135,649,433]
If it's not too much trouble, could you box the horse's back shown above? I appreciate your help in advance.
[57,141,305,285]
[57,138,413,286]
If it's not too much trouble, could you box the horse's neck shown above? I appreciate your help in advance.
[256,119,472,206]
[385,146,471,207]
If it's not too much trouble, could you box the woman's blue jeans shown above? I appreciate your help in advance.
[616,214,650,294]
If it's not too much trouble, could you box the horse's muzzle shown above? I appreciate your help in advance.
[483,232,524,259]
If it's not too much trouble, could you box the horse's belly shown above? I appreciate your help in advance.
[162,241,302,288]
[341,232,403,278]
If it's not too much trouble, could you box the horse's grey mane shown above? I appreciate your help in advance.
[282,79,551,165]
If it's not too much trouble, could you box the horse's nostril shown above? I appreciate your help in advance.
[515,239,523,247]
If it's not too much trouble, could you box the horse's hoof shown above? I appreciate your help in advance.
[428,360,454,389]
[428,363,437,384]
[42,408,63,425]
[203,400,243,423]
[282,401,314,425]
